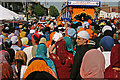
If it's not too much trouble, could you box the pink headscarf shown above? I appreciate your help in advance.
[0,50,10,64]
[80,49,105,78]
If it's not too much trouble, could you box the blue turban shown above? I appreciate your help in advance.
[100,36,114,51]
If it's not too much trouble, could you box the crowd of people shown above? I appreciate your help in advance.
[0,16,120,80]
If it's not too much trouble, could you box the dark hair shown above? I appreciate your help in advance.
[6,48,15,64]
[104,30,114,38]
[15,59,24,79]
[4,40,12,49]
[54,27,59,32]
[45,27,50,32]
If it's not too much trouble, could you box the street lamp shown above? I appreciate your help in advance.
[26,2,28,21]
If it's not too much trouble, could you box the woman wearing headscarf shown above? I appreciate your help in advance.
[50,39,74,80]
[23,33,42,65]
[20,31,26,39]
[21,37,29,50]
[35,43,57,75]
[0,50,13,80]
[105,44,120,79]
[11,36,21,54]
[80,49,105,78]
[23,60,57,80]
[64,37,76,56]
[13,51,27,80]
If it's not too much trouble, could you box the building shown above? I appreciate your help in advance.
[61,0,101,20]
[99,2,120,19]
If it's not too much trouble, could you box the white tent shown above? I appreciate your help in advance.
[0,5,23,20]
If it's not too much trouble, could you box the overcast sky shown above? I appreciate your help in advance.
[38,0,120,2]
[40,0,119,12]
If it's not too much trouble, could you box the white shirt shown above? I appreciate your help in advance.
[97,47,111,69]
[20,65,28,80]
[23,46,33,65]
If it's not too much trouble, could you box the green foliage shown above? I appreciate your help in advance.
[49,6,59,17]
[33,4,44,17]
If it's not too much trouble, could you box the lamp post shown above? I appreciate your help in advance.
[26,2,28,21]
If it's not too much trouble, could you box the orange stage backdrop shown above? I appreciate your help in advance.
[72,8,95,19]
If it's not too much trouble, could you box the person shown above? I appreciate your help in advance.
[50,38,74,80]
[5,48,15,65]
[64,37,76,56]
[93,25,112,48]
[0,50,13,80]
[3,39,12,49]
[98,36,114,69]
[23,60,57,80]
[80,49,105,79]
[21,37,29,50]
[12,51,27,79]
[70,31,96,80]
[23,33,42,65]
[10,36,21,53]
[35,43,57,75]
[104,44,120,79]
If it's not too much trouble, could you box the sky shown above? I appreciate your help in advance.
[39,0,120,2]
[40,0,120,12]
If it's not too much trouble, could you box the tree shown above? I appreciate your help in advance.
[49,6,59,17]
[33,4,44,17]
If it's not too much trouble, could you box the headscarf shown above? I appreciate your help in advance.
[39,37,47,44]
[21,37,29,45]
[80,49,105,78]
[64,37,76,56]
[31,33,41,45]
[110,44,120,67]
[100,36,114,51]
[0,63,13,80]
[0,50,10,64]
[20,31,26,38]
[15,51,27,65]
[11,36,18,44]
[23,60,57,79]
[55,39,68,64]
[35,44,57,75]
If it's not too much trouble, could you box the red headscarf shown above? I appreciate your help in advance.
[110,44,120,67]
[105,44,120,79]
[31,33,42,45]
[55,39,68,64]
